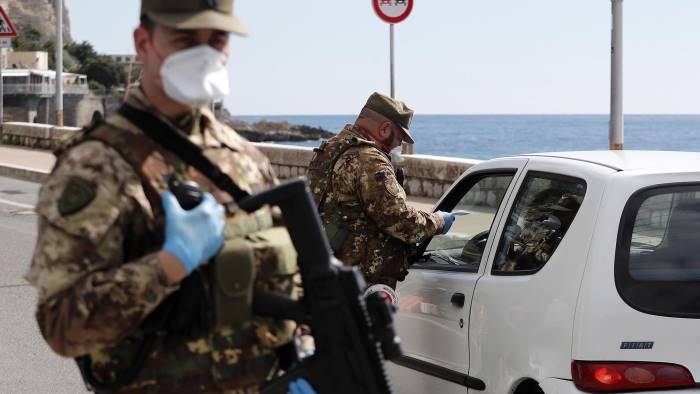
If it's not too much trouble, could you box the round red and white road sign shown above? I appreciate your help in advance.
[372,0,414,24]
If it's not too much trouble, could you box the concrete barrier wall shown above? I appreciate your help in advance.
[224,142,480,198]
[402,154,480,198]
[1,122,81,150]
[254,143,316,180]
[6,93,106,128]
[1,122,481,198]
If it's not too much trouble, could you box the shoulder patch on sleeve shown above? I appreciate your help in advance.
[385,178,404,197]
[58,176,97,216]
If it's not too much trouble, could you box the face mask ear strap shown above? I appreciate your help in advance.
[376,128,395,153]
[144,30,166,64]
[139,30,166,82]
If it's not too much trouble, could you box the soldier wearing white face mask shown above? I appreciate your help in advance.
[25,1,315,393]
[390,145,406,187]
[308,92,454,289]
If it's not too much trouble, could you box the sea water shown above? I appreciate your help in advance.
[238,115,700,160]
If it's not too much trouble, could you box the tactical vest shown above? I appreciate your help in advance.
[58,119,297,392]
[308,132,415,288]
[307,135,375,252]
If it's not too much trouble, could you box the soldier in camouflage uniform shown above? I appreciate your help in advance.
[502,193,584,272]
[25,1,308,392]
[308,93,455,288]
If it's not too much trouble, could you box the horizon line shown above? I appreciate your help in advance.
[232,113,700,117]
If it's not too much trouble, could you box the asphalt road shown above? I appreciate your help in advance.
[0,176,87,393]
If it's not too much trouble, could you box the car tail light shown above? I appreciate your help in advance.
[572,361,695,392]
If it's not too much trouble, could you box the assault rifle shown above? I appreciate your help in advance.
[240,179,401,394]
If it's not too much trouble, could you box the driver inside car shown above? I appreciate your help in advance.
[502,193,583,271]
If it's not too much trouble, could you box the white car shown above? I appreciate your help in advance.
[387,151,700,393]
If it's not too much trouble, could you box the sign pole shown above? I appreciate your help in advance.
[1,48,4,125]
[373,0,413,153]
[609,0,624,150]
[56,0,63,126]
[390,23,395,99]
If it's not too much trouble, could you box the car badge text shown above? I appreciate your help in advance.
[620,341,654,350]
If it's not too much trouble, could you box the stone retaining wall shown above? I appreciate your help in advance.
[235,143,480,198]
[1,122,481,198]
[1,122,81,150]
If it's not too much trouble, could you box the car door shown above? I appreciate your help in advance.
[387,158,528,394]
[467,157,610,393]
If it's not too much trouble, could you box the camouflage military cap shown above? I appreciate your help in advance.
[362,92,415,144]
[549,194,584,212]
[141,0,247,35]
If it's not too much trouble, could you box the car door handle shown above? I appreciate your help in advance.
[450,292,466,308]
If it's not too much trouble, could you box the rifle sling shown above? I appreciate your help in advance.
[118,104,251,202]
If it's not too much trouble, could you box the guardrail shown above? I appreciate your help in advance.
[3,84,89,95]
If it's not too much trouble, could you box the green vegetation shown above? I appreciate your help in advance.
[12,24,126,91]
[65,41,125,91]
[12,25,58,67]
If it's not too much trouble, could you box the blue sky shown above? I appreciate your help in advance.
[65,1,700,115]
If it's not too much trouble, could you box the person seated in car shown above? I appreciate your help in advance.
[503,193,584,271]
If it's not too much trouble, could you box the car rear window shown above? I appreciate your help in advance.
[616,184,700,318]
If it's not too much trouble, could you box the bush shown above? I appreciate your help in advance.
[14,29,126,92]
[88,80,106,92]
[67,41,126,90]
[65,41,98,65]
[80,57,124,89]
[12,25,43,51]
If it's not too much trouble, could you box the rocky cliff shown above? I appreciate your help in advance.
[217,109,335,142]
[5,0,72,42]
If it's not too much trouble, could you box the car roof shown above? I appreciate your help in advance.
[520,151,700,172]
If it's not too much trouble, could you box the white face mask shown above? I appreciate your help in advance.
[160,45,230,108]
[390,145,404,166]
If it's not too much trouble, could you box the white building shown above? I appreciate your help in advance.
[2,69,89,96]
[109,54,140,66]
[5,51,50,70]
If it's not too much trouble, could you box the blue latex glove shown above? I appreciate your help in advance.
[162,191,225,274]
[288,379,317,394]
[437,211,456,234]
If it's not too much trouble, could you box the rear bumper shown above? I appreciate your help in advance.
[538,378,700,394]
[538,378,583,393]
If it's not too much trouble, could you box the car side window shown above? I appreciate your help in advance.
[492,172,586,275]
[616,185,700,317]
[629,193,674,249]
[419,173,515,272]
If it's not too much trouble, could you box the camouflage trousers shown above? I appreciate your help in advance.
[103,372,260,394]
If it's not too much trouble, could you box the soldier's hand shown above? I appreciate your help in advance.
[288,379,317,394]
[162,191,225,274]
[437,211,456,234]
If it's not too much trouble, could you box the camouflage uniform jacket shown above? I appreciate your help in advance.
[25,86,297,393]
[308,125,444,288]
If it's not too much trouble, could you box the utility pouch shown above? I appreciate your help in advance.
[212,238,256,328]
[325,222,349,253]
[247,226,298,276]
